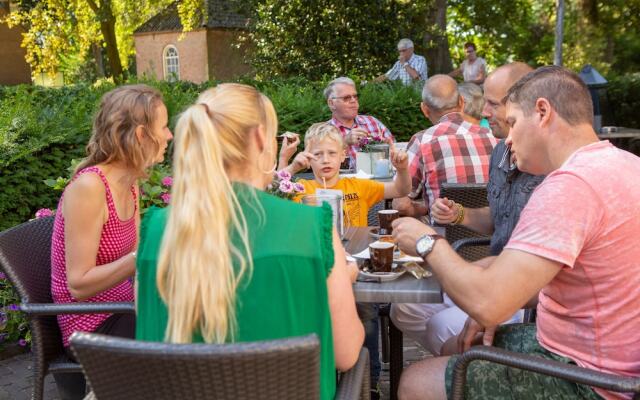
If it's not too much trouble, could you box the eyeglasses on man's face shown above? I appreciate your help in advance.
[332,94,359,102]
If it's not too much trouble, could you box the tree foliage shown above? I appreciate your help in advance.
[243,0,435,80]
[447,0,640,75]
[4,0,172,81]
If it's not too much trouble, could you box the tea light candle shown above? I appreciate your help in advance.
[374,158,391,177]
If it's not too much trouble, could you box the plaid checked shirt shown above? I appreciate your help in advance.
[407,112,497,209]
[328,115,394,170]
[385,54,428,85]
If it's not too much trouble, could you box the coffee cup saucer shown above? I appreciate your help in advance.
[357,264,405,282]
[369,227,392,239]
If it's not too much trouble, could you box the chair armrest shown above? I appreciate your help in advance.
[451,346,640,400]
[20,302,135,316]
[451,237,491,253]
[335,347,370,400]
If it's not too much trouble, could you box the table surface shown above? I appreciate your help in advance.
[344,226,443,303]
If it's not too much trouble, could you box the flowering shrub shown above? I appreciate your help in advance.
[266,170,305,200]
[0,272,31,349]
[357,134,387,152]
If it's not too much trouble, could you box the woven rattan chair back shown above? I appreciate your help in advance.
[71,332,321,400]
[0,216,72,400]
[439,183,490,261]
[366,200,386,227]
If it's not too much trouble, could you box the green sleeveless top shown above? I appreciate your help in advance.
[135,184,336,399]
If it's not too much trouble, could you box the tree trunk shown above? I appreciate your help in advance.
[85,0,123,82]
[92,43,105,78]
[554,0,565,66]
[423,0,452,75]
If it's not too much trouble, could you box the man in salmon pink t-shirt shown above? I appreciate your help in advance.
[390,66,640,400]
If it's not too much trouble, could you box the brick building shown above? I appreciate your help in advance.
[0,2,31,85]
[134,0,252,83]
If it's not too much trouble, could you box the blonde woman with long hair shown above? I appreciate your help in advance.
[135,83,364,400]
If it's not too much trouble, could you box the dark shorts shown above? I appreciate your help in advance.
[444,323,604,400]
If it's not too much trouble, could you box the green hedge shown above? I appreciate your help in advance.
[0,79,425,231]
[607,73,640,128]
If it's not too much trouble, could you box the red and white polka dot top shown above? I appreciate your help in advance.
[50,166,136,347]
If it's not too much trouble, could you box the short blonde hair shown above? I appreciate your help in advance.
[304,122,344,149]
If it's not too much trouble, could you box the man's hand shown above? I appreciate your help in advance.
[457,317,497,353]
[345,128,368,146]
[391,217,436,256]
[278,134,301,169]
[390,145,408,171]
[431,197,458,225]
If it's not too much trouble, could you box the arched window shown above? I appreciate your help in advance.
[163,45,180,82]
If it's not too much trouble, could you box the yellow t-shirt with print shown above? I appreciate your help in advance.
[296,178,385,227]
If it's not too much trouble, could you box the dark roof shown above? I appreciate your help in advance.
[135,0,249,34]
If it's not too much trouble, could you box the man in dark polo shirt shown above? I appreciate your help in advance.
[390,62,545,356]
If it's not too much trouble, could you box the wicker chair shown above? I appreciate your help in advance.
[0,216,135,400]
[451,345,640,400]
[439,183,491,261]
[70,332,370,400]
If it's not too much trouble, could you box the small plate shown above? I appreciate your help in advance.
[368,227,393,239]
[358,264,405,282]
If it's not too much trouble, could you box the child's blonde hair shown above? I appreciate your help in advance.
[304,122,344,149]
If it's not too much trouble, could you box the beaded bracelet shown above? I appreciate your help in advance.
[452,203,465,225]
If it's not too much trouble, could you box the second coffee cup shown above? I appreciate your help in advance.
[378,209,399,235]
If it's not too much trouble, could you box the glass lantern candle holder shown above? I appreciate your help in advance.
[356,143,392,178]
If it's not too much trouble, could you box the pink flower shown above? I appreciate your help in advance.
[160,193,171,204]
[277,169,292,181]
[279,180,294,193]
[35,208,54,219]
[18,339,27,347]
[161,176,173,187]
[293,183,305,193]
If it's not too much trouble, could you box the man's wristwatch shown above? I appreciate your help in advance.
[402,62,409,67]
[415,234,445,259]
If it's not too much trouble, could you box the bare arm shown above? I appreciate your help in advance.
[448,67,462,78]
[327,228,365,371]
[383,147,410,199]
[392,196,428,218]
[63,174,136,301]
[392,218,561,327]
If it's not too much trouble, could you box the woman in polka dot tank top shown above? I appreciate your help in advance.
[50,84,173,352]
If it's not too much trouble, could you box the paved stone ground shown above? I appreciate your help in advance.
[0,352,59,400]
[0,337,428,400]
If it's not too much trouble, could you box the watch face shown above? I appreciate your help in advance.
[416,235,435,257]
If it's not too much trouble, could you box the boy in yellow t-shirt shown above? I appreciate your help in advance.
[292,122,410,227]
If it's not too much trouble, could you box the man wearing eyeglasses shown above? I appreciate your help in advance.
[324,77,394,170]
[375,38,428,86]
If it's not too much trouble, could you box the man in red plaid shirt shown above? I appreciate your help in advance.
[324,77,394,170]
[394,75,497,217]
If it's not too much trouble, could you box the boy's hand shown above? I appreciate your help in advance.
[430,197,458,225]
[390,145,408,170]
[289,150,316,174]
[278,133,301,166]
